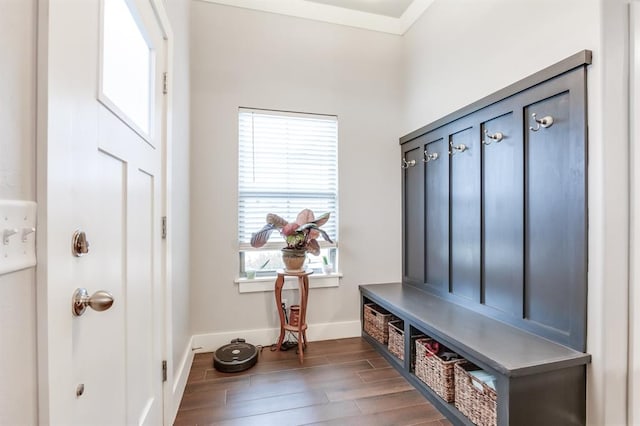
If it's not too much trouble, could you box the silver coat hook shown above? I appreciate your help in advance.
[482,129,504,145]
[401,158,416,169]
[529,113,554,132]
[422,150,439,163]
[449,142,467,155]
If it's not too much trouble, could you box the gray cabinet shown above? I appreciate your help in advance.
[400,52,589,352]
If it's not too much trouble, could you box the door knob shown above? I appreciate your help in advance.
[72,288,114,316]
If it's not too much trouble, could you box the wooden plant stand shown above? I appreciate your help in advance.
[274,270,312,364]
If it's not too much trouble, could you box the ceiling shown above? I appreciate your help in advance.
[198,0,435,35]
[304,0,414,19]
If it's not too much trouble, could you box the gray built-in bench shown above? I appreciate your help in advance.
[360,51,592,426]
[360,283,590,425]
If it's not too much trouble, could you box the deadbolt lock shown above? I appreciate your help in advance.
[72,230,90,257]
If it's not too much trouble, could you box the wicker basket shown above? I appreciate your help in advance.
[454,362,497,426]
[388,320,425,362]
[388,320,404,359]
[363,303,395,344]
[414,338,463,403]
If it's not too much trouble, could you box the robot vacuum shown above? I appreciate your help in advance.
[213,338,259,373]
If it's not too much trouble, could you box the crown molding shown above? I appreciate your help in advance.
[196,0,434,35]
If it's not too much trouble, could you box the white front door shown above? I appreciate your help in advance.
[38,0,168,424]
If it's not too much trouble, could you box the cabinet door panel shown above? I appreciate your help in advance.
[482,111,524,316]
[450,126,480,301]
[525,91,585,335]
[425,137,449,294]
[403,144,424,285]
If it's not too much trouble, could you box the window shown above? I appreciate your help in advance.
[238,108,338,278]
[100,0,153,138]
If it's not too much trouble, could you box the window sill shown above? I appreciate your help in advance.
[235,272,342,293]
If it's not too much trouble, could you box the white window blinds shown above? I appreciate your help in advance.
[238,108,338,249]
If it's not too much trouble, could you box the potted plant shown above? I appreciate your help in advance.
[245,259,270,280]
[250,209,333,272]
[322,256,334,274]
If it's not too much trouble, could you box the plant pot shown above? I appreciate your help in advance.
[281,248,306,272]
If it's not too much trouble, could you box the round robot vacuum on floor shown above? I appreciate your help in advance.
[213,338,258,373]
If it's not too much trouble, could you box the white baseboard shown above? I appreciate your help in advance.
[191,320,362,353]
[169,336,194,424]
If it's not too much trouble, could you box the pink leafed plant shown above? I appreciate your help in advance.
[250,209,333,256]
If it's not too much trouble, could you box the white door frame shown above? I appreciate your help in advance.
[35,0,175,423]
[147,0,180,422]
[630,3,640,425]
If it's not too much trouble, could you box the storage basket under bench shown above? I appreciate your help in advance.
[414,337,463,403]
[363,303,396,344]
[388,319,424,363]
[454,361,497,426]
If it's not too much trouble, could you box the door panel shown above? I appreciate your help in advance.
[425,136,449,294]
[74,151,128,425]
[449,126,480,301]
[482,111,523,316]
[127,168,159,425]
[403,145,424,285]
[525,91,582,335]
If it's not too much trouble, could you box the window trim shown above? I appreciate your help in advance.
[235,272,343,293]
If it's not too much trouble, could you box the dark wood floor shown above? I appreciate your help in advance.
[174,337,451,426]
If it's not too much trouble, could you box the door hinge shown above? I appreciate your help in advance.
[162,72,168,95]
[162,360,167,382]
[161,216,167,239]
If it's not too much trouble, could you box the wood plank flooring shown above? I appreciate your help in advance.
[174,337,451,426]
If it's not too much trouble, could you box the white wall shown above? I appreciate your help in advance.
[402,0,629,424]
[189,1,403,345]
[593,1,631,424]
[401,0,600,134]
[0,0,38,425]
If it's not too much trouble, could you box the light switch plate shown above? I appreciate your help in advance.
[0,200,37,275]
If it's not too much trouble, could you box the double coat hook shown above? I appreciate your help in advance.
[401,158,416,169]
[423,150,439,163]
[529,113,554,132]
[482,129,504,145]
[449,142,467,155]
